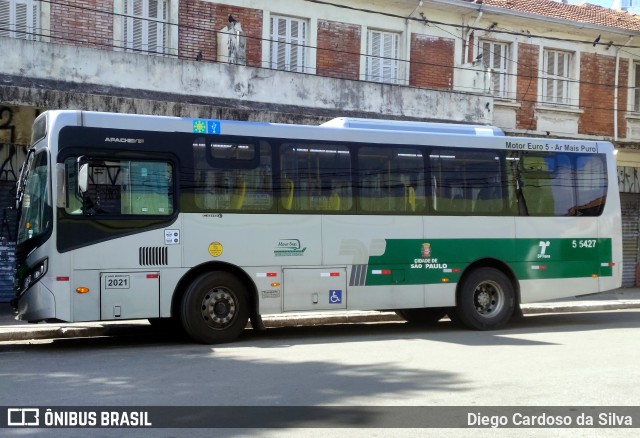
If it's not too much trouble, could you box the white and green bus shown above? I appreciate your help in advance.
[12,110,622,343]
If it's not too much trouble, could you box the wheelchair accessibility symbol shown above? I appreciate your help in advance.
[329,290,342,304]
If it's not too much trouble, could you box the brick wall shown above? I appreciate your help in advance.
[50,0,113,49]
[579,53,617,136]
[178,0,216,62]
[618,58,629,139]
[316,20,360,80]
[179,1,262,67]
[516,42,538,130]
[409,34,454,90]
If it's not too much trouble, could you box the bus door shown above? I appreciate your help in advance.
[283,267,347,311]
[100,272,160,320]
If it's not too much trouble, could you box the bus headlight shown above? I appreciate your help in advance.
[21,258,48,293]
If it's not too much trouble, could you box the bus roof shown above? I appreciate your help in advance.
[38,110,614,155]
[321,117,505,137]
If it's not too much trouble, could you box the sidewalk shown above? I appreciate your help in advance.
[2,288,640,342]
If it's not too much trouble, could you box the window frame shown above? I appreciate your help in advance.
[365,29,400,84]
[269,14,308,73]
[480,39,510,99]
[122,0,168,55]
[633,61,640,112]
[0,0,39,40]
[542,48,572,105]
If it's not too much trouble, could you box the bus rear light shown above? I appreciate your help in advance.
[56,277,70,281]
[146,273,159,279]
[441,278,450,283]
[601,262,615,267]
[271,282,280,287]
[592,274,599,278]
[76,287,90,294]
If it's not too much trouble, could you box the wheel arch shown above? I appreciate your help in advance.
[457,258,521,306]
[170,261,262,328]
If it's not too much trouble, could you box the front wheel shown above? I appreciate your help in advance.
[454,267,515,330]
[180,272,249,344]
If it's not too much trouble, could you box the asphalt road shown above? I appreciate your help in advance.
[1,309,639,437]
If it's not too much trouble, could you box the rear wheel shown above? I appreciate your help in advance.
[455,267,515,330]
[180,272,249,344]
[396,308,447,325]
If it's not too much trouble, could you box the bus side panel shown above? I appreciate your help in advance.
[181,214,322,268]
[599,163,623,291]
[518,278,601,304]
[322,215,425,311]
[515,216,601,302]
[425,215,516,308]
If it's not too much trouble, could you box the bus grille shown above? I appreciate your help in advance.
[139,247,168,266]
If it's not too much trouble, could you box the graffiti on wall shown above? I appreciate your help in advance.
[0,106,20,300]
[619,166,640,194]
[0,106,29,182]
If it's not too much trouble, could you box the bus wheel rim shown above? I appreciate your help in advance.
[473,280,504,317]
[201,288,237,329]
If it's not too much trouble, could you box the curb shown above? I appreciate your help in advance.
[1,301,639,342]
[520,301,640,314]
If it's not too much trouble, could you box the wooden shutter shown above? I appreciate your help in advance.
[0,0,10,38]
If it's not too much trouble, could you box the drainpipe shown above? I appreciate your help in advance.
[463,10,483,64]
[405,1,424,85]
[615,36,634,141]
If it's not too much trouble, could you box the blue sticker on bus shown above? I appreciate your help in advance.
[192,120,221,135]
[207,120,220,134]
[193,120,206,133]
[329,290,342,304]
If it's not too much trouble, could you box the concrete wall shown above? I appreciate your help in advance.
[0,37,491,124]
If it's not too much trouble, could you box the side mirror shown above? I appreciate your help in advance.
[77,156,88,194]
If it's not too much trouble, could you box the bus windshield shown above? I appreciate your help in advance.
[17,150,52,245]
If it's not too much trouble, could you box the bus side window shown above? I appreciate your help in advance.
[193,139,272,212]
[473,178,502,214]
[63,158,173,216]
[123,162,173,215]
[519,154,577,216]
[280,143,351,212]
[573,155,607,216]
[431,150,502,215]
[358,147,423,213]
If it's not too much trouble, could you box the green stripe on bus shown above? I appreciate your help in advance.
[365,238,613,286]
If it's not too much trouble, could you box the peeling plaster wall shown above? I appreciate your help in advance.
[1,38,490,124]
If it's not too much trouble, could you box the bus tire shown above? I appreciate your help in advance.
[180,272,249,344]
[455,267,514,330]
[396,308,447,325]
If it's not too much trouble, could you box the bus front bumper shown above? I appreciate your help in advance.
[15,283,57,322]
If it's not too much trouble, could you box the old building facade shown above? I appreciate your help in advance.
[2,0,640,300]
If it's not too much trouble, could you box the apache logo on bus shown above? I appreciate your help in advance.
[274,239,307,257]
[104,137,145,144]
